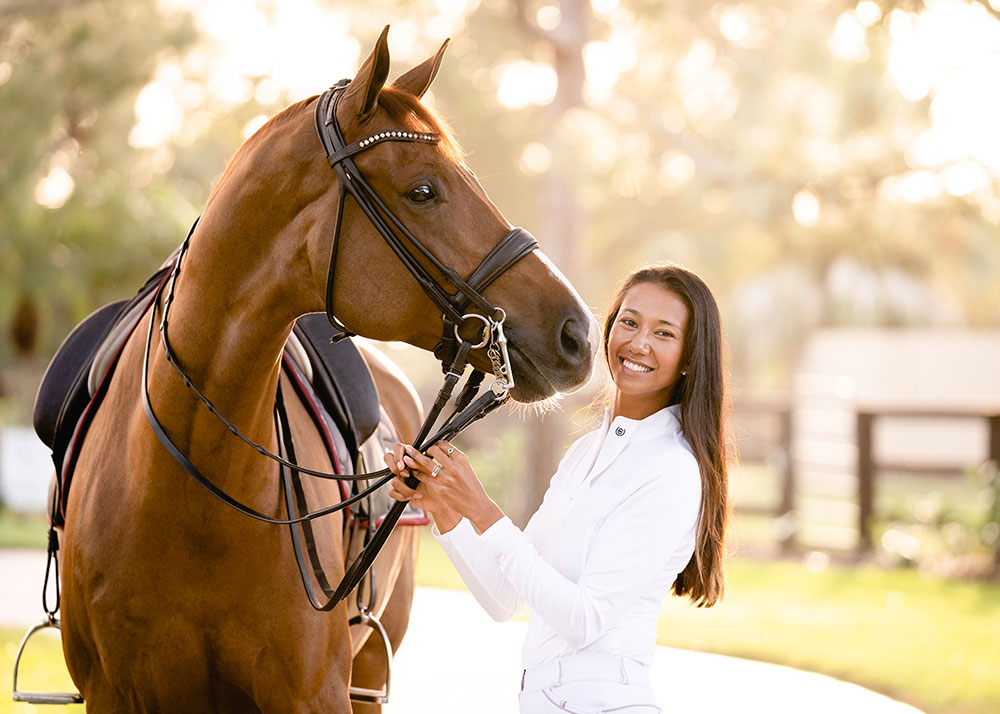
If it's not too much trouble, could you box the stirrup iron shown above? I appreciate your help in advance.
[348,608,392,704]
[11,619,84,705]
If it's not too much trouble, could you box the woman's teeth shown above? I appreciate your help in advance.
[622,358,652,373]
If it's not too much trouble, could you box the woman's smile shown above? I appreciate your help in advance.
[619,357,653,374]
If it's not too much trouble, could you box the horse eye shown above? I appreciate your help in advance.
[406,184,436,203]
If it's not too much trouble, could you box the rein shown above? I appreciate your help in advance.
[141,78,538,609]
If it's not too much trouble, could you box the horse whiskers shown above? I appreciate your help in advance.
[505,392,564,419]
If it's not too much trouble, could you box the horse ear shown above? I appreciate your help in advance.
[341,25,391,122]
[392,39,449,98]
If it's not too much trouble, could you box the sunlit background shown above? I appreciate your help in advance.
[1,1,999,712]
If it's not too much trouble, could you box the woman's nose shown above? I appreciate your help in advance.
[630,331,652,352]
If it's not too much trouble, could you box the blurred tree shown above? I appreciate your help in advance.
[4,0,998,514]
[0,0,196,373]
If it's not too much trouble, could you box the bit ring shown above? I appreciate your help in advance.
[453,313,492,349]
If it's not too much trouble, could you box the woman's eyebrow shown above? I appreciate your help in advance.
[621,307,681,329]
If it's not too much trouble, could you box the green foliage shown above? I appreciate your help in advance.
[0,509,47,549]
[0,1,198,365]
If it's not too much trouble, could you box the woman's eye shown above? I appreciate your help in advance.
[406,184,436,203]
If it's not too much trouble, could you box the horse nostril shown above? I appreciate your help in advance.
[558,316,591,365]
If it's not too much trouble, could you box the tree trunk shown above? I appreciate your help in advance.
[513,0,590,523]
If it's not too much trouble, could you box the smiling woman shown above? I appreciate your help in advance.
[386,261,732,713]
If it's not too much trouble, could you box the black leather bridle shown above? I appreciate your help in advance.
[315,78,538,363]
[141,79,540,609]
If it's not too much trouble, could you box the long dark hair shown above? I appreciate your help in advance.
[602,263,731,607]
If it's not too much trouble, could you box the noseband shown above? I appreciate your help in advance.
[140,78,540,611]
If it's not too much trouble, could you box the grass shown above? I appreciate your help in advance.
[0,512,47,551]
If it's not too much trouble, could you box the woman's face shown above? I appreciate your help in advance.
[607,282,689,420]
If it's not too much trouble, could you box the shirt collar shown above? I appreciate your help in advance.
[604,403,682,442]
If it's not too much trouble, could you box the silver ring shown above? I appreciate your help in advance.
[453,313,491,349]
[446,446,455,456]
[431,463,443,478]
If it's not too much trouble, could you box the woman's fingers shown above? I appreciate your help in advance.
[388,475,420,502]
[402,444,438,475]
[427,440,462,464]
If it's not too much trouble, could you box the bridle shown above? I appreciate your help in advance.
[315,78,538,366]
[141,78,540,609]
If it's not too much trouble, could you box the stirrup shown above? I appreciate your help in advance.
[11,619,84,705]
[348,608,392,704]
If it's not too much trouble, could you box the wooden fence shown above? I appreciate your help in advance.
[855,408,1000,551]
[733,401,1000,555]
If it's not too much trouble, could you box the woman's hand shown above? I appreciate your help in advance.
[384,444,460,532]
[398,441,504,534]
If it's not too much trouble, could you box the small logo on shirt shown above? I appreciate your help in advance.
[615,426,625,436]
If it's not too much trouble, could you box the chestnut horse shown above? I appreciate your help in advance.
[58,27,596,714]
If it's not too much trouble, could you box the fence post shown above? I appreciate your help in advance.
[989,415,1000,467]
[779,406,796,552]
[989,415,1000,573]
[856,411,875,552]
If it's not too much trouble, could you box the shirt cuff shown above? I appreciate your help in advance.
[478,516,523,561]
[432,516,477,544]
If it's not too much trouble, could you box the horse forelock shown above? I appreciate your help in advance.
[377,86,467,166]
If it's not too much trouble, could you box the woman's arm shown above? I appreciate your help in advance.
[385,444,527,620]
[477,465,701,648]
[432,517,527,621]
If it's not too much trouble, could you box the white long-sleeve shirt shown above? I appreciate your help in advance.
[434,404,702,668]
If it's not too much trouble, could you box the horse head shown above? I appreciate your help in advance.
[293,27,597,403]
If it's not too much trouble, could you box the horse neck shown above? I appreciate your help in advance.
[148,132,322,455]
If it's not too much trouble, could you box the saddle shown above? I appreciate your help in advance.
[33,270,385,527]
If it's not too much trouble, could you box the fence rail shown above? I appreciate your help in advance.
[855,408,1000,552]
[733,401,1000,556]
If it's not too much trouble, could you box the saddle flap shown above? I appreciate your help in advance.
[292,314,381,456]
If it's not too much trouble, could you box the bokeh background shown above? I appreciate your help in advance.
[1,1,998,713]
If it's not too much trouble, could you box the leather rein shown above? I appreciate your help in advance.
[140,79,539,609]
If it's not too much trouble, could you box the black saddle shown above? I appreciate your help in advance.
[34,268,170,478]
[33,267,380,524]
[292,313,380,459]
